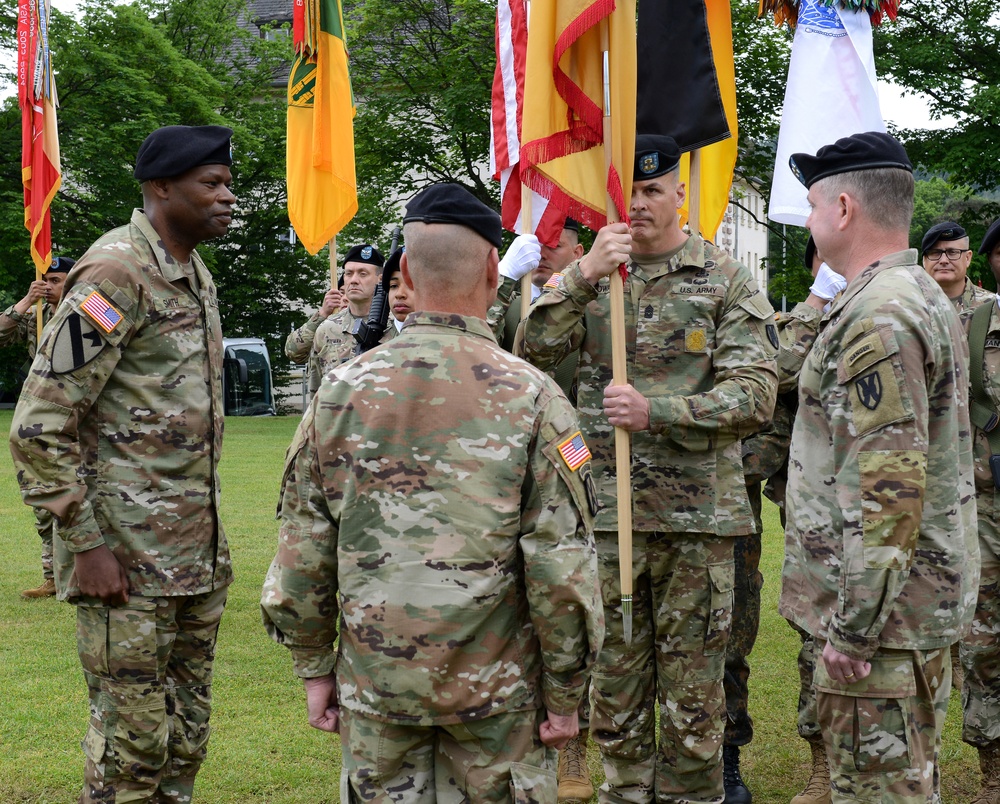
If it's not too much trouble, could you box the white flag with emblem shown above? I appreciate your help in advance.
[768,0,885,227]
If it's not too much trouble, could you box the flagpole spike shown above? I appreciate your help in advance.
[622,594,632,646]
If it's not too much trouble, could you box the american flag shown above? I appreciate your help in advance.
[558,431,592,471]
[81,291,123,333]
[489,0,565,248]
[543,272,563,290]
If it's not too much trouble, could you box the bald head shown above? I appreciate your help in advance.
[401,222,499,317]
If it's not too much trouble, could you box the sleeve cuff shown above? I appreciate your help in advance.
[58,512,107,553]
[561,263,601,305]
[828,618,880,662]
[291,646,338,679]
[541,673,586,717]
[647,395,684,435]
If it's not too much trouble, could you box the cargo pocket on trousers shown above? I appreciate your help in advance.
[815,653,916,774]
[510,761,558,804]
[705,561,735,656]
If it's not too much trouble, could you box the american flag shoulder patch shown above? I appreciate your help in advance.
[557,431,591,472]
[543,272,563,290]
[81,291,123,334]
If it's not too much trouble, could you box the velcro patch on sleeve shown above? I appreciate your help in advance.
[80,291,124,334]
[557,431,592,472]
[543,272,564,290]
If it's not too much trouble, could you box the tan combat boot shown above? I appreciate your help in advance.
[790,739,830,804]
[557,730,593,802]
[21,578,56,599]
[972,744,1000,804]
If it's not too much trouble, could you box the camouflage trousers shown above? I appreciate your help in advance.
[590,530,734,804]
[724,530,762,747]
[960,542,1000,748]
[791,623,822,743]
[35,506,54,580]
[815,642,950,803]
[339,706,558,803]
[76,586,228,803]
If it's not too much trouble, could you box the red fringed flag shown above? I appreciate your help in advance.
[519,0,636,235]
[490,0,566,247]
[18,0,61,274]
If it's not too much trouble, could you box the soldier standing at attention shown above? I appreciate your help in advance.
[1,255,75,598]
[261,182,604,803]
[10,124,235,804]
[781,131,978,803]
[518,133,778,804]
[284,243,383,394]
[920,221,991,313]
[955,218,1000,803]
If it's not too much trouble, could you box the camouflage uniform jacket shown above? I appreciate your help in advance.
[954,278,995,314]
[516,234,778,535]
[0,301,53,356]
[9,209,232,600]
[781,250,978,660]
[962,297,1000,554]
[284,308,358,394]
[262,311,604,726]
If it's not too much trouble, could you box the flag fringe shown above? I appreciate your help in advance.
[758,0,898,27]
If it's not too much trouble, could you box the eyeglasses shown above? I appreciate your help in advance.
[924,248,970,261]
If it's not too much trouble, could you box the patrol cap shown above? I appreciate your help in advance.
[49,256,76,274]
[342,243,385,269]
[380,247,404,292]
[980,219,1000,256]
[789,131,912,188]
[803,235,817,271]
[921,221,967,254]
[634,134,681,181]
[134,125,234,182]
[403,183,503,249]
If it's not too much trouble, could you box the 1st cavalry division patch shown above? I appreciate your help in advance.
[51,312,107,374]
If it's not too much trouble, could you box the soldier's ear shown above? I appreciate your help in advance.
[486,247,500,294]
[400,252,416,292]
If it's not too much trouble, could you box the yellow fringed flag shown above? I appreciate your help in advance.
[519,0,637,233]
[287,0,357,255]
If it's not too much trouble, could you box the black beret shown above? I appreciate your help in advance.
[564,217,580,232]
[921,221,967,254]
[49,256,75,274]
[980,219,1000,256]
[634,134,681,181]
[403,183,503,249]
[380,247,405,292]
[134,125,234,182]
[803,235,816,272]
[342,243,385,269]
[789,131,912,188]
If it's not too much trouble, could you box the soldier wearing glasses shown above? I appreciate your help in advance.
[921,221,992,313]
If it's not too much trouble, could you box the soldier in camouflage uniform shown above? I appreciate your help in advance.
[284,243,383,394]
[781,132,978,803]
[772,238,847,804]
[261,183,604,804]
[378,246,413,344]
[1,256,74,598]
[956,219,1000,803]
[516,134,778,804]
[9,125,235,804]
[921,221,992,314]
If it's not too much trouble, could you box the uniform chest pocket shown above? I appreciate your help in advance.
[836,326,913,437]
[637,292,719,354]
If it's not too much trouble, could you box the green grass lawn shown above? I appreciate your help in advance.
[0,411,980,802]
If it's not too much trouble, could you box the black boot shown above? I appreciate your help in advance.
[723,744,752,804]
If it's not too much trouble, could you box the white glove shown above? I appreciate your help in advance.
[498,234,541,281]
[809,262,847,301]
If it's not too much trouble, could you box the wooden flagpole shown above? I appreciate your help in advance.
[329,236,337,286]
[688,148,702,236]
[520,187,533,318]
[601,21,633,645]
[35,269,43,344]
